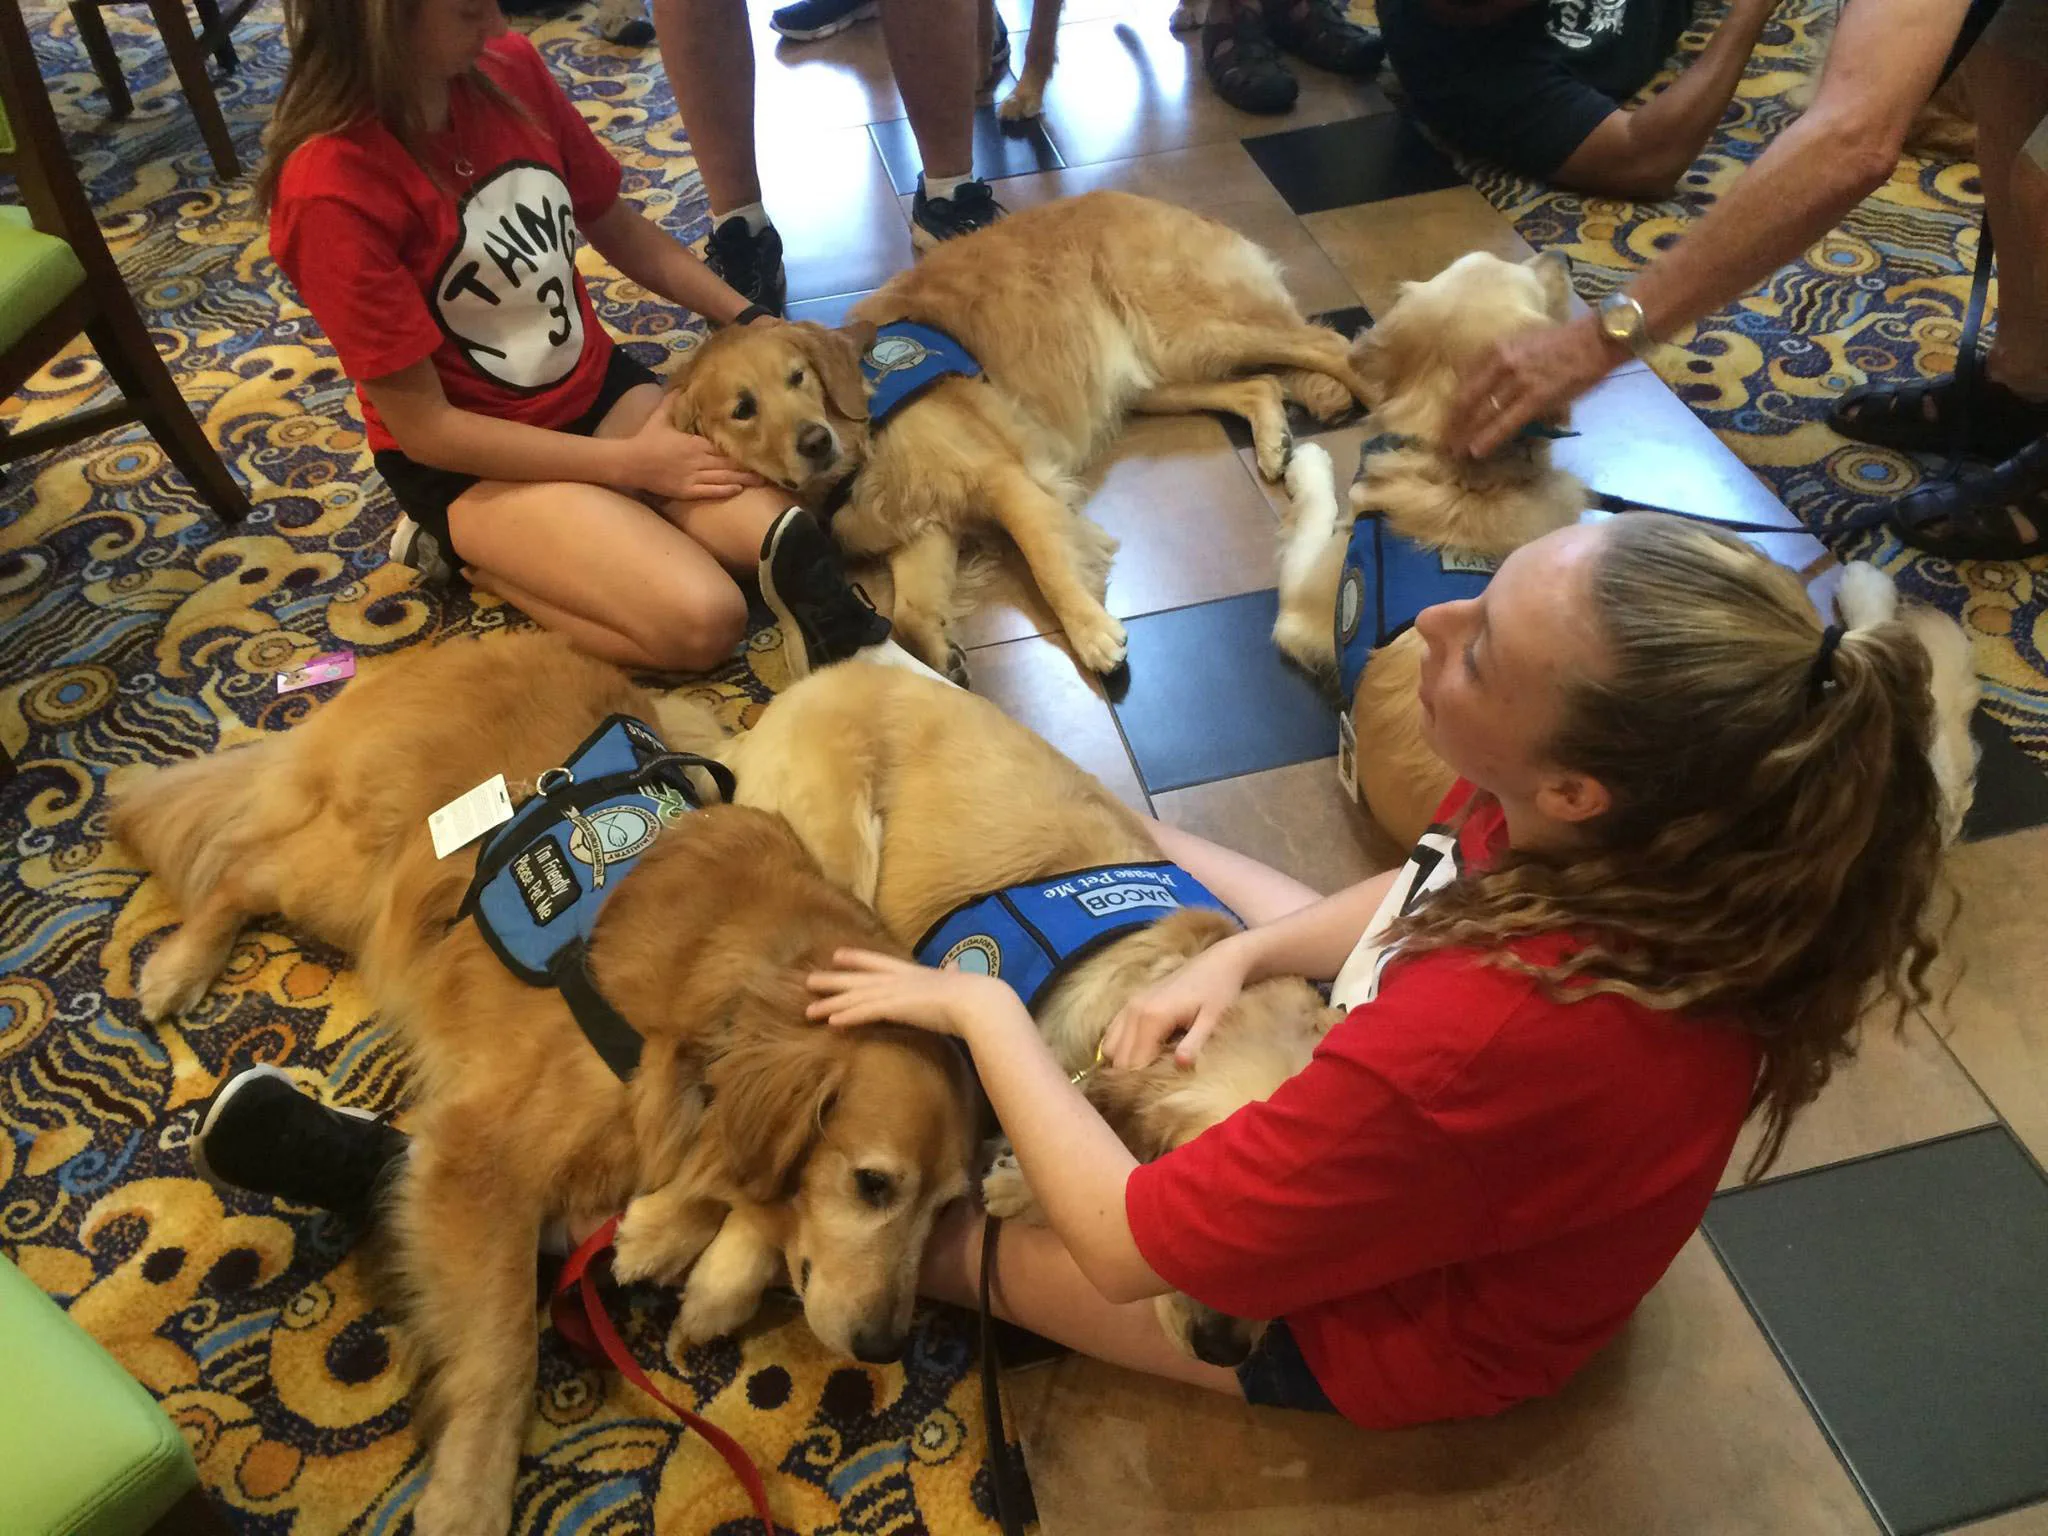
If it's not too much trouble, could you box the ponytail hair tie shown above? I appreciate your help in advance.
[1808,623,1845,703]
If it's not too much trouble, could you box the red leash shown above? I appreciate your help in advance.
[549,1216,777,1536]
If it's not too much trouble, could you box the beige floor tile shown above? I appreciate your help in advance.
[1302,186,1556,318]
[754,121,916,301]
[1034,17,1384,168]
[1720,1012,1996,1190]
[1952,1503,2048,1536]
[1928,826,2048,1164]
[750,14,907,130]
[1153,758,1404,895]
[966,631,1151,813]
[1014,1237,1875,1536]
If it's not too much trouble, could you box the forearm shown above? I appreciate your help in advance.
[967,1006,1165,1303]
[1623,0,1775,174]
[587,200,752,325]
[389,402,633,487]
[1222,866,1399,985]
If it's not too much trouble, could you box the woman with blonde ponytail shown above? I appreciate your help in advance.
[806,511,1964,1430]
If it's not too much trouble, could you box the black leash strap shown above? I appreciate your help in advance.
[979,1216,1032,1536]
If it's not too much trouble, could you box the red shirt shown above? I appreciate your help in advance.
[270,34,623,452]
[1125,785,1761,1429]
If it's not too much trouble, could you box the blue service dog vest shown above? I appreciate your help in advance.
[861,321,983,424]
[915,862,1239,1011]
[457,715,737,1079]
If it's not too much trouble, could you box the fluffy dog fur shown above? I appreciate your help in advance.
[670,191,1369,677]
[1270,250,1983,848]
[1271,250,1589,846]
[686,662,1339,1367]
[111,633,974,1536]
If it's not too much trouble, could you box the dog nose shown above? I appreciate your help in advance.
[849,1324,905,1364]
[1189,1312,1256,1368]
[797,422,834,462]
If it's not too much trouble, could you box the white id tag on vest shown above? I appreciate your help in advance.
[430,774,514,859]
[1336,711,1360,803]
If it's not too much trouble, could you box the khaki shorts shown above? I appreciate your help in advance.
[1978,0,2048,165]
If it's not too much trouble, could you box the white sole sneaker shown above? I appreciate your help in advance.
[771,0,878,40]
[189,1063,380,1192]
[851,637,966,689]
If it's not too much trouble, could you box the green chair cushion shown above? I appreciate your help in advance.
[0,1255,199,1536]
[0,204,87,354]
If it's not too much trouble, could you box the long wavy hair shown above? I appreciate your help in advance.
[254,0,520,213]
[1387,514,1952,1178]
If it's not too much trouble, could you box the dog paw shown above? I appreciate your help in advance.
[945,644,973,689]
[1066,610,1128,676]
[981,1149,1045,1223]
[1283,441,1335,505]
[137,939,215,1023]
[675,1275,763,1346]
[997,85,1043,120]
[1256,426,1295,483]
[611,1204,695,1286]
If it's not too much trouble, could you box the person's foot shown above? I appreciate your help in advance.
[389,512,452,585]
[1261,0,1382,75]
[984,13,1012,92]
[193,1065,409,1221]
[1889,431,2048,561]
[911,177,1005,250]
[1830,373,2048,462]
[758,507,893,680]
[1203,7,1299,114]
[704,216,788,318]
[770,0,878,41]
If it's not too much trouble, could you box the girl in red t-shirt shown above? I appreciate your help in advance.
[809,512,1956,1428]
[260,0,903,677]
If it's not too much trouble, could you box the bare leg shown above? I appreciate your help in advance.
[1144,820,1323,924]
[651,0,763,215]
[1966,44,2048,398]
[883,0,977,182]
[920,1202,1241,1394]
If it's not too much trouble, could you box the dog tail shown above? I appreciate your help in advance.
[111,735,295,911]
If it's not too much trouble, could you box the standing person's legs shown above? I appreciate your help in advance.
[883,0,976,182]
[1965,24,2048,399]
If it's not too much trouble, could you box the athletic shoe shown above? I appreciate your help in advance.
[758,507,893,680]
[596,0,655,45]
[911,177,1005,250]
[192,1065,409,1221]
[389,512,452,585]
[704,216,788,317]
[771,0,878,41]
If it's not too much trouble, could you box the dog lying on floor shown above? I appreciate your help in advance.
[669,190,1369,680]
[1269,250,1983,848]
[112,632,974,1536]
[690,661,1337,1367]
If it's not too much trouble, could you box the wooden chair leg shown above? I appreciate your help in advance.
[147,1486,232,1536]
[86,311,252,523]
[144,0,239,179]
[191,0,237,72]
[70,4,134,117]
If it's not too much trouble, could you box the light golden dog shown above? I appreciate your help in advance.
[1271,250,1589,846]
[112,633,974,1536]
[670,191,1369,678]
[694,661,1338,1366]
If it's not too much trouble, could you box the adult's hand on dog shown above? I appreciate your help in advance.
[627,412,766,502]
[1103,939,1253,1071]
[807,949,1030,1044]
[1452,313,1626,460]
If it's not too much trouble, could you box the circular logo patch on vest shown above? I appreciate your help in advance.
[865,334,933,379]
[941,934,1001,977]
[1337,562,1364,649]
[567,803,659,866]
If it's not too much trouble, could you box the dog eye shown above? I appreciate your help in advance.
[732,393,756,421]
[787,369,805,388]
[854,1169,895,1208]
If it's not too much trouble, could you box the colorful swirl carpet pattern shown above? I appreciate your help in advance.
[0,1,2042,1533]
[0,7,1009,1535]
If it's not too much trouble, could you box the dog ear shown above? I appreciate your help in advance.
[1523,250,1574,323]
[703,1010,853,1204]
[666,342,706,433]
[1347,311,1409,408]
[790,322,872,422]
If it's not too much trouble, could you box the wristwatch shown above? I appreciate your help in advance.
[1596,290,1655,359]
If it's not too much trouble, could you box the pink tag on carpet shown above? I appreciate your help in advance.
[276,650,356,694]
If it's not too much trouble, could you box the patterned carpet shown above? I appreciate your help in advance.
[0,6,1007,1535]
[1,1,2043,1533]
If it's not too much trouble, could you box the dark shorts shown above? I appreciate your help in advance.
[372,347,662,550]
[1236,1320,1339,1414]
[1380,0,1695,179]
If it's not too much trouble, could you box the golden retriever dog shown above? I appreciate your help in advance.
[688,661,1338,1366]
[1270,250,1589,846]
[670,191,1370,678]
[111,632,974,1536]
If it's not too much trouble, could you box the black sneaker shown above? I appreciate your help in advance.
[771,0,877,41]
[389,512,453,586]
[596,0,655,45]
[758,507,892,679]
[704,216,788,318]
[193,1065,409,1221]
[911,178,1005,251]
